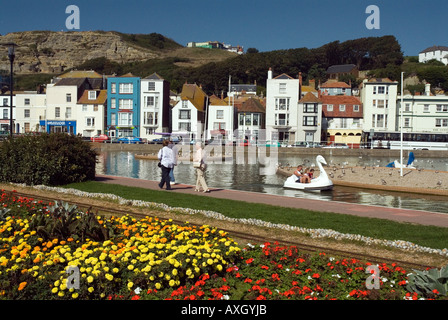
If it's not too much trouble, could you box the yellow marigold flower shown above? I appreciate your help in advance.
[127,282,133,289]
[87,276,94,283]
[105,274,114,281]
[169,279,175,287]
[216,264,223,271]
[127,265,134,271]
[207,258,214,265]
[51,287,58,294]
[112,268,119,274]
[172,268,178,276]
[155,283,161,290]
[88,287,94,293]
[72,293,79,299]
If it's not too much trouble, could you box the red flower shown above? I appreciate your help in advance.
[312,273,320,279]
[261,265,269,270]
[246,258,254,264]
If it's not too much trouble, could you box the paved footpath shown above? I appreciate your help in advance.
[96,174,448,228]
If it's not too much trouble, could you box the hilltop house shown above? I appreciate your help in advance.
[326,64,358,80]
[419,45,448,65]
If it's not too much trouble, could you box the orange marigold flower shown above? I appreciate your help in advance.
[18,282,27,291]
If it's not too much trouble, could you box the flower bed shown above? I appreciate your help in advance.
[0,190,444,300]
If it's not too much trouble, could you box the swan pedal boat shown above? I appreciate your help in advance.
[283,155,334,191]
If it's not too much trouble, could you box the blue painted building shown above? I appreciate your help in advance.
[107,74,141,138]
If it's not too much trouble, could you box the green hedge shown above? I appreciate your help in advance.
[0,133,97,186]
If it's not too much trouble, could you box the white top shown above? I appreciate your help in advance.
[158,146,174,168]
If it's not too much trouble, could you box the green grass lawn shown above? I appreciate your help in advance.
[64,181,448,251]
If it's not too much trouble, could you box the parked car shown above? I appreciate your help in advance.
[289,141,310,148]
[118,136,143,144]
[90,134,110,143]
[265,140,281,147]
[323,143,349,149]
[151,138,164,144]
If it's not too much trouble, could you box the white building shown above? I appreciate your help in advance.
[15,91,46,134]
[419,45,448,65]
[207,95,235,141]
[76,89,107,137]
[140,73,171,141]
[171,83,208,141]
[265,68,304,143]
[360,78,398,135]
[398,83,448,134]
[0,94,16,132]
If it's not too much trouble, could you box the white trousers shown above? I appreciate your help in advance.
[195,168,208,191]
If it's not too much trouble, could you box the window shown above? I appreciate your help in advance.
[2,98,7,106]
[353,105,359,112]
[405,103,411,112]
[279,83,286,94]
[82,105,88,112]
[94,105,98,112]
[213,122,226,130]
[304,103,317,113]
[327,104,333,112]
[436,105,448,112]
[88,91,97,100]
[182,100,188,108]
[275,113,288,126]
[118,112,133,126]
[111,113,116,126]
[148,82,155,91]
[55,107,60,118]
[3,109,8,119]
[179,122,191,131]
[66,94,71,102]
[179,110,191,120]
[111,83,116,94]
[143,112,158,125]
[245,114,251,126]
[119,83,133,94]
[145,96,158,107]
[24,123,30,133]
[339,105,346,112]
[305,132,314,142]
[275,98,290,110]
[303,116,317,126]
[119,99,133,109]
[216,110,224,119]
[404,117,410,127]
[378,86,385,94]
[436,119,448,127]
[24,109,30,118]
[86,117,95,127]
[110,98,116,109]
[24,98,30,106]
[424,104,430,112]
[253,114,260,126]
[373,86,377,94]
[66,107,72,118]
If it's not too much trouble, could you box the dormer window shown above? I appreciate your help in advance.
[88,91,97,100]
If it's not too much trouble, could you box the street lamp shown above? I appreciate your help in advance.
[1,42,17,137]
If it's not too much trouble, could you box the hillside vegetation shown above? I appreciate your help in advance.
[10,32,448,95]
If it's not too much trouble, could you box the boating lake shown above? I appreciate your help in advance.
[96,151,448,214]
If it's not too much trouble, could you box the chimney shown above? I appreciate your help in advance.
[309,79,315,89]
[299,72,302,97]
[425,83,431,96]
[268,68,273,80]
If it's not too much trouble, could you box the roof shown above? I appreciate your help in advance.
[299,92,322,103]
[320,81,351,88]
[420,45,448,53]
[209,95,228,106]
[326,64,357,74]
[119,73,137,78]
[58,70,103,79]
[77,90,107,105]
[273,73,295,80]
[238,97,265,113]
[364,78,397,84]
[53,77,104,90]
[180,83,207,112]
[230,84,256,92]
[144,72,165,80]
[321,95,363,118]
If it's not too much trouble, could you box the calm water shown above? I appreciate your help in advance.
[96,151,448,214]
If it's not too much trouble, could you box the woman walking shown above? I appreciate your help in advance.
[158,139,174,190]
[193,142,210,193]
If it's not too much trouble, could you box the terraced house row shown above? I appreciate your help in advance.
[1,66,447,147]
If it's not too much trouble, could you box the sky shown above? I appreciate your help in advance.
[0,0,447,56]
